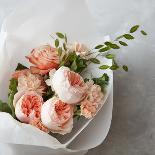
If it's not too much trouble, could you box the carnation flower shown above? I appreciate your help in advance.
[26,45,59,75]
[81,80,104,119]
[13,91,43,124]
[41,96,73,135]
[17,72,45,95]
[46,66,87,104]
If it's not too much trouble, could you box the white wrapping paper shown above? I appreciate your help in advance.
[0,0,113,154]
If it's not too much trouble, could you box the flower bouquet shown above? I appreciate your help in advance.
[0,24,147,139]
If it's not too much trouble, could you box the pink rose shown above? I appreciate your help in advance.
[13,91,43,123]
[26,45,59,75]
[46,66,87,104]
[17,72,45,95]
[41,97,73,135]
[81,80,104,119]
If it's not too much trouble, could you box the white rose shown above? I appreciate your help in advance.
[46,66,87,104]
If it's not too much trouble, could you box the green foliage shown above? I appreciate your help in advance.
[0,100,12,114]
[64,34,67,43]
[8,78,18,118]
[105,42,120,49]
[74,105,81,120]
[99,65,110,70]
[92,73,109,92]
[56,32,65,39]
[141,30,147,35]
[89,58,100,64]
[95,45,103,49]
[63,43,67,51]
[122,65,128,72]
[58,47,63,56]
[43,86,55,101]
[123,34,134,40]
[130,25,139,33]
[60,52,87,73]
[110,65,119,70]
[105,54,115,59]
[119,41,128,46]
[99,46,110,52]
[84,78,90,82]
[15,63,28,71]
[55,39,59,47]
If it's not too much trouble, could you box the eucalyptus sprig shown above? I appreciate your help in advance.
[91,25,147,72]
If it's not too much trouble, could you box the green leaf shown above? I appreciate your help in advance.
[71,60,77,71]
[99,65,110,70]
[43,86,55,101]
[95,45,103,49]
[56,32,64,39]
[109,43,120,49]
[65,34,67,43]
[92,73,109,92]
[105,54,115,59]
[9,79,18,92]
[104,41,112,46]
[58,47,62,56]
[15,63,28,71]
[104,42,120,49]
[110,65,119,70]
[89,58,100,64]
[0,100,12,114]
[8,78,18,118]
[74,105,81,120]
[102,73,109,82]
[123,34,134,40]
[130,25,139,33]
[141,30,147,35]
[84,78,89,82]
[122,65,128,72]
[55,39,59,47]
[67,52,77,61]
[119,41,128,46]
[99,47,110,52]
[63,43,67,51]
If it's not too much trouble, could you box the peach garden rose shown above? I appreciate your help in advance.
[41,96,74,135]
[46,66,87,104]
[13,91,43,123]
[26,45,59,75]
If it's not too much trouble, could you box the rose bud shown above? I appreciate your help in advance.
[46,66,87,104]
[74,42,89,59]
[26,45,59,75]
[41,97,73,135]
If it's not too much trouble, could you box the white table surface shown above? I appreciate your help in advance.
[0,0,155,155]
